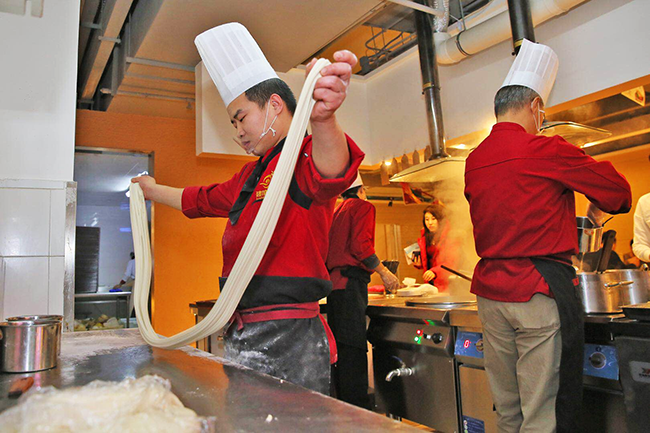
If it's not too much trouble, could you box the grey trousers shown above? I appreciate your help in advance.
[477,294,562,433]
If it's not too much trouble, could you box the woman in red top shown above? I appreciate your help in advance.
[412,204,454,290]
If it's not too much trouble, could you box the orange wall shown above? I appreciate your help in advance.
[75,109,250,337]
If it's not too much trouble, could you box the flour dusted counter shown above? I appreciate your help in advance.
[0,329,415,432]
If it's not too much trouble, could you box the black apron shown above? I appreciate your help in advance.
[327,266,372,408]
[326,266,371,350]
[223,316,331,394]
[531,258,584,433]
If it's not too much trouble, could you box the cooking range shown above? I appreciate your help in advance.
[367,295,650,433]
[367,297,477,433]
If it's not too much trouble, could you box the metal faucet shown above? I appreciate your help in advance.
[385,357,414,382]
[385,367,414,382]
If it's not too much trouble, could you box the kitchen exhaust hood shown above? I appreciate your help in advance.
[389,156,465,183]
[540,121,612,147]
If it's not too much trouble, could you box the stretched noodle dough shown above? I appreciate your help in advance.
[131,59,332,349]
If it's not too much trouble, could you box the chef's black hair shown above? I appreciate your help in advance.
[494,85,542,118]
[342,186,362,199]
[423,204,445,246]
[245,78,297,115]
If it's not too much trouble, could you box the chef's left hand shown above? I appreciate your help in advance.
[306,50,357,123]
[423,270,436,282]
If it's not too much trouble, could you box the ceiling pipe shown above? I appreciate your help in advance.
[386,0,445,18]
[78,0,133,100]
[390,0,470,184]
[414,0,449,160]
[436,0,591,64]
[507,0,535,54]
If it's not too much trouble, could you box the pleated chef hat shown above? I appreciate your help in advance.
[500,39,559,104]
[195,23,279,108]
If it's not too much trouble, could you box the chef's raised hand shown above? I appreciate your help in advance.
[131,176,157,200]
[131,176,183,210]
[423,270,436,283]
[307,50,357,123]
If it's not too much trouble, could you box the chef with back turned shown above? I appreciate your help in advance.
[131,23,364,394]
[464,39,632,432]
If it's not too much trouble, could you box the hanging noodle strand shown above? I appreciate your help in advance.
[130,59,332,349]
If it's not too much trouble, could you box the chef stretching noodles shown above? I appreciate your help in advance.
[132,23,364,394]
[464,40,631,432]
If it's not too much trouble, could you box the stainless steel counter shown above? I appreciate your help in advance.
[0,329,416,432]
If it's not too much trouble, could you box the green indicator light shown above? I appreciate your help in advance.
[414,337,419,342]
[416,336,422,344]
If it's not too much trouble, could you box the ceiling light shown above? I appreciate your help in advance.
[384,160,392,166]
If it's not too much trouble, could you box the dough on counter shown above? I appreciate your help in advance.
[0,375,203,432]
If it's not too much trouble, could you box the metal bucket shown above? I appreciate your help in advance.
[0,320,59,372]
[577,217,603,253]
[7,315,63,355]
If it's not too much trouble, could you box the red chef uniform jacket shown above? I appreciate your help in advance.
[414,225,458,291]
[182,134,364,308]
[327,198,380,290]
[464,122,631,302]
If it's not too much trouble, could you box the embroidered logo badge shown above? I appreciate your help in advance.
[256,171,274,201]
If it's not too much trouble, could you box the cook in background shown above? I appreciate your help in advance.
[132,23,364,394]
[464,40,631,433]
[623,239,642,268]
[114,252,135,289]
[326,175,399,409]
[410,204,456,291]
[633,191,650,265]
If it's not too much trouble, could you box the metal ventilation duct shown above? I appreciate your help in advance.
[390,0,467,183]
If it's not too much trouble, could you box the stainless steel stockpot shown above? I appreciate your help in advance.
[6,315,63,355]
[578,272,621,313]
[600,269,650,307]
[0,320,59,372]
[577,270,650,313]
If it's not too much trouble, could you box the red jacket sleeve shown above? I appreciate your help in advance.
[181,169,246,219]
[349,201,379,268]
[296,134,365,203]
[549,137,632,214]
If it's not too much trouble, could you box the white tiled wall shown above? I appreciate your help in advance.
[0,180,71,320]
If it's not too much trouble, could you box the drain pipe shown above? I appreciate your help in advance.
[436,0,590,64]
[414,0,449,160]
[507,0,535,53]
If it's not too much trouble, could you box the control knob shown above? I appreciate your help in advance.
[426,333,444,344]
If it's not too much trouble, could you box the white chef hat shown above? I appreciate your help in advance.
[500,39,559,104]
[194,23,279,107]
